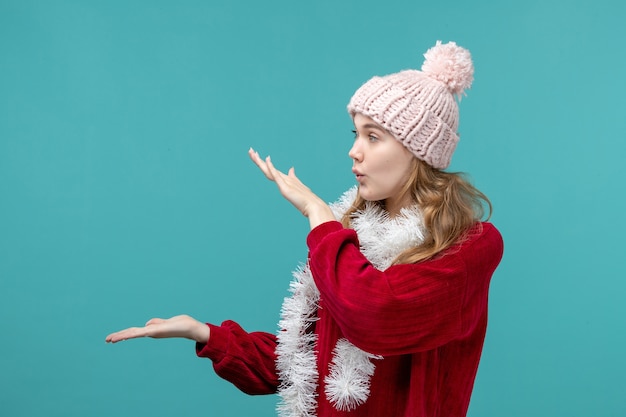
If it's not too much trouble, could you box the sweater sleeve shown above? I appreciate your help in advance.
[307,221,477,356]
[195,320,279,395]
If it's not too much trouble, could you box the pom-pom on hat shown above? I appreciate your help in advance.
[347,41,474,169]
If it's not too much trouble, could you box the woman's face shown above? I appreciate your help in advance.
[349,113,416,215]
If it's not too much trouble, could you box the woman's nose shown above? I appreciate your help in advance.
[349,141,363,162]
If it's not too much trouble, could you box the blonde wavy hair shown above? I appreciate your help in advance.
[341,157,492,265]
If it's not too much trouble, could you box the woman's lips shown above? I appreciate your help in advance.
[352,169,365,182]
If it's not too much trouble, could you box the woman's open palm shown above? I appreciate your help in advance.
[105,315,210,344]
[248,148,334,228]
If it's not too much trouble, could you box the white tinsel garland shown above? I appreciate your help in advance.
[275,187,426,416]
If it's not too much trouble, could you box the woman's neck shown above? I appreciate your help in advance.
[384,194,414,218]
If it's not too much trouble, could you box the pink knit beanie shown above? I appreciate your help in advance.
[347,41,474,169]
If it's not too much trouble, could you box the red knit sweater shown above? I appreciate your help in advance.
[196,221,503,417]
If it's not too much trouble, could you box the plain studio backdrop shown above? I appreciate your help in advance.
[1,1,624,416]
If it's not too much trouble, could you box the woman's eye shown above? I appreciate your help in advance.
[351,130,378,142]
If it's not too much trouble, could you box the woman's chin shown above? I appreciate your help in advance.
[357,188,382,203]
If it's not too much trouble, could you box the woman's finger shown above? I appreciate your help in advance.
[265,156,286,184]
[249,148,275,181]
[248,148,323,218]
[105,327,147,343]
[146,318,165,326]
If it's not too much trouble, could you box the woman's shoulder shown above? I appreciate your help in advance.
[414,222,503,268]
[455,221,502,251]
[451,222,504,269]
[470,222,503,249]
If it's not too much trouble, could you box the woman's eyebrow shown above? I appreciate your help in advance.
[360,123,385,132]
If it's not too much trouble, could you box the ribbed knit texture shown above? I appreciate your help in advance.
[196,219,504,416]
[347,41,474,169]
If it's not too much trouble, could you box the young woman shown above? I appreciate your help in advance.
[106,41,504,417]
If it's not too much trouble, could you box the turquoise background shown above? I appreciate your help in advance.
[1,0,625,416]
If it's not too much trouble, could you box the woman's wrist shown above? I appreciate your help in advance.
[307,203,335,230]
[192,320,211,344]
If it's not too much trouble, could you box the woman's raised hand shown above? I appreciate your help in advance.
[248,148,335,229]
[105,315,210,344]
